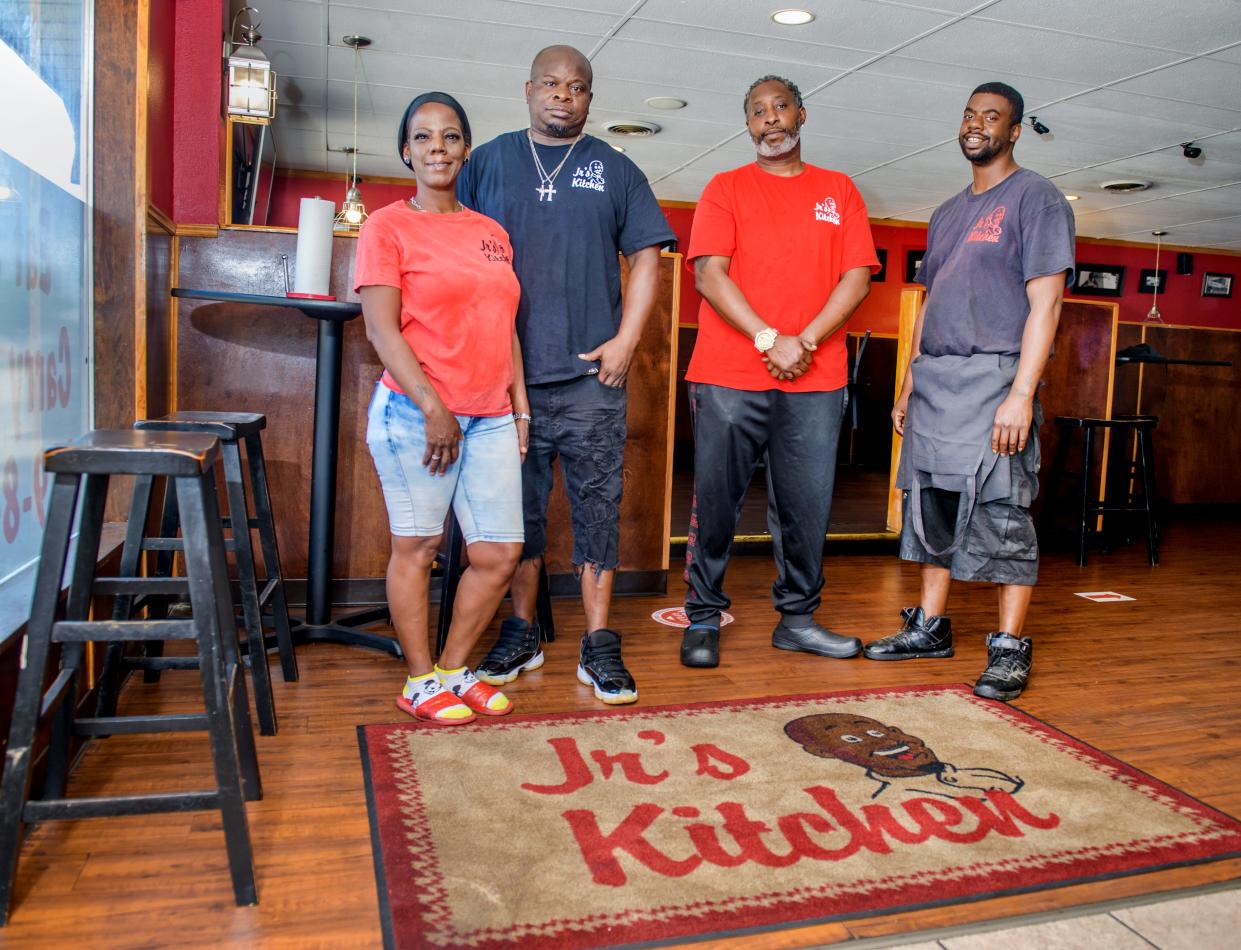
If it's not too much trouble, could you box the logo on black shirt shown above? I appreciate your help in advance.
[572,160,606,192]
[480,236,510,263]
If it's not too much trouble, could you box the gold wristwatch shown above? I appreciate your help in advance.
[754,327,778,353]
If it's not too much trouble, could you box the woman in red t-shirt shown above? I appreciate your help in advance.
[355,92,529,725]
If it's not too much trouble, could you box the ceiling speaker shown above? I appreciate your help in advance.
[1176,252,1193,275]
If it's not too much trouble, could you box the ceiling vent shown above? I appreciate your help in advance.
[1100,180,1152,193]
[602,119,661,137]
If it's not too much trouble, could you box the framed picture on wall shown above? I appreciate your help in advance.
[1202,272,1233,298]
[905,249,924,283]
[1139,269,1167,294]
[874,248,887,282]
[1073,263,1125,297]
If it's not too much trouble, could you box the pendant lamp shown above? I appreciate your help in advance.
[334,35,371,230]
[1146,230,1167,324]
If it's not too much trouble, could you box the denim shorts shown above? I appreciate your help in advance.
[365,383,523,544]
[522,374,627,571]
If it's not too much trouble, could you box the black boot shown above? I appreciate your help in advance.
[973,632,1032,701]
[863,607,953,660]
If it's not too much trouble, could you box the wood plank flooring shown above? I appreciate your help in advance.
[2,517,1240,947]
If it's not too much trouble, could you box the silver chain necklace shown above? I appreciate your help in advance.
[408,195,462,214]
[527,129,582,203]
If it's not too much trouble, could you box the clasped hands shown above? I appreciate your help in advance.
[762,333,817,380]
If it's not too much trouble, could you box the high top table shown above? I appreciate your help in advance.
[171,288,400,656]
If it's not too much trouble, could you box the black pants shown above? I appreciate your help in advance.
[684,383,845,626]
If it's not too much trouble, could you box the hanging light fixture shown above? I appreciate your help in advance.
[1146,230,1167,324]
[225,7,277,120]
[334,35,371,230]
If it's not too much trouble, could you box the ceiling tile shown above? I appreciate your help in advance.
[981,0,1241,54]
[896,20,1179,84]
[633,0,956,55]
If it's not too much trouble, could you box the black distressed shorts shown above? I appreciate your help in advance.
[522,375,627,572]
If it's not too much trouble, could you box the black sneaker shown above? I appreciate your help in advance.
[577,629,638,705]
[863,607,953,660]
[475,617,544,686]
[973,633,1032,702]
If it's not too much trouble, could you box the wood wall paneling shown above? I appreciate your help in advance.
[1112,324,1241,506]
[175,231,681,589]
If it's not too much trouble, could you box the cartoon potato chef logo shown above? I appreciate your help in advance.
[785,712,1024,800]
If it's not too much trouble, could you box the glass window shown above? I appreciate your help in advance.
[0,2,93,640]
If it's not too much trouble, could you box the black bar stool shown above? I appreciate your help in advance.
[1054,415,1160,567]
[0,430,260,925]
[97,412,297,737]
[434,513,555,656]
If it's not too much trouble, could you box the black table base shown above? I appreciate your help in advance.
[292,606,401,656]
[172,288,402,658]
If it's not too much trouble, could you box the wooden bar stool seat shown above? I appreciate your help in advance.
[1054,415,1160,567]
[97,411,297,737]
[0,429,260,925]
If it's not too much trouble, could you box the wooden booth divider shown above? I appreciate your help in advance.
[887,289,1121,534]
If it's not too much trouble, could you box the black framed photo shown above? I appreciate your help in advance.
[904,249,924,283]
[1073,263,1125,297]
[1202,272,1233,298]
[1139,269,1167,294]
[874,248,887,282]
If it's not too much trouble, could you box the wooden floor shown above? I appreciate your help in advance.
[3,516,1241,947]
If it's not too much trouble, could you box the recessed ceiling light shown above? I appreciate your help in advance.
[772,9,815,25]
[1064,194,1080,201]
[611,143,626,153]
[645,96,687,110]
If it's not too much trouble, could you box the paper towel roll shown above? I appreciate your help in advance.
[293,197,336,296]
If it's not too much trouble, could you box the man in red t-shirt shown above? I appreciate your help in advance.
[680,75,878,669]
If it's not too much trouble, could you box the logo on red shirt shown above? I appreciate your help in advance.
[480,236,510,263]
[814,196,840,225]
[967,206,1006,243]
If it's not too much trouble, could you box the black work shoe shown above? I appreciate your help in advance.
[771,619,861,658]
[863,607,953,660]
[973,632,1032,702]
[476,617,544,686]
[577,629,638,705]
[680,624,720,668]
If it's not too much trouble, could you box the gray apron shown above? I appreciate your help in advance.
[897,353,1020,556]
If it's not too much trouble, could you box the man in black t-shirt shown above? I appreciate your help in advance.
[862,82,1075,703]
[458,45,674,706]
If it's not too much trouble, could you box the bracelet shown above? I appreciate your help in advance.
[514,412,532,422]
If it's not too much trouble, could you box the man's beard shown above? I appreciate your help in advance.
[541,120,578,139]
[755,128,800,158]
[959,134,1005,165]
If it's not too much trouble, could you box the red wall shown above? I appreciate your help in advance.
[267,172,416,229]
[146,0,175,217]
[171,0,226,225]
[663,205,1241,333]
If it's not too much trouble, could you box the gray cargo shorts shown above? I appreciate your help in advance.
[899,486,1039,586]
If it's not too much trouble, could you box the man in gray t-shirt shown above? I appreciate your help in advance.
[863,82,1075,703]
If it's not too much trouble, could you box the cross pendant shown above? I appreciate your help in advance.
[537,182,556,202]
